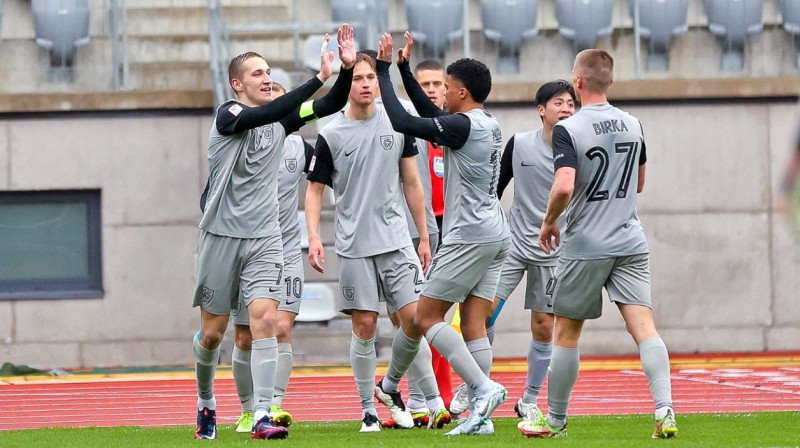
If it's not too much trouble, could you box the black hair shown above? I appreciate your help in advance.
[534,80,576,108]
[446,58,492,103]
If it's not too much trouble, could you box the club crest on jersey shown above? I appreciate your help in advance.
[380,135,394,150]
[342,286,356,301]
[285,158,298,173]
[256,124,273,147]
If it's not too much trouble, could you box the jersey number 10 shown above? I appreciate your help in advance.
[586,141,639,203]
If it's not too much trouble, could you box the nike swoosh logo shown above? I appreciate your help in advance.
[285,300,298,305]
[521,161,535,167]
[345,149,356,157]
[269,287,281,293]
[414,288,422,294]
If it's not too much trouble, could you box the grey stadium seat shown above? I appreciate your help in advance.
[32,0,91,83]
[779,0,800,68]
[481,0,538,74]
[555,0,613,54]
[630,0,689,71]
[704,0,763,70]
[406,0,464,59]
[331,0,388,52]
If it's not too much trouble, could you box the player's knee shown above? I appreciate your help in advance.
[234,327,252,350]
[352,315,377,339]
[276,319,293,341]
[200,330,224,349]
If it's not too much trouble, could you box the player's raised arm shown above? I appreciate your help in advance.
[393,32,446,119]
[281,25,356,134]
[376,34,468,149]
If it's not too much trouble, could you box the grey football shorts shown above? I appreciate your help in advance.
[233,250,304,325]
[421,238,510,303]
[339,245,423,314]
[193,230,283,316]
[494,250,556,313]
[550,253,651,320]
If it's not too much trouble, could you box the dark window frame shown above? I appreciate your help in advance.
[0,189,103,300]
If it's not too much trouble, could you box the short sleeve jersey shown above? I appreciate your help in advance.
[507,130,563,264]
[552,103,649,259]
[277,135,308,255]
[388,98,440,239]
[307,105,418,258]
[199,100,286,239]
[441,108,510,244]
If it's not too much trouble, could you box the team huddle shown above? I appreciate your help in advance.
[190,23,679,440]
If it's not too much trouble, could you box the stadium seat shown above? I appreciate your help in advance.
[779,0,800,68]
[331,0,388,53]
[630,0,689,71]
[480,0,538,74]
[555,0,613,54]
[704,0,763,70]
[406,0,464,59]
[32,0,91,83]
[303,33,359,73]
[270,67,292,92]
[296,283,339,322]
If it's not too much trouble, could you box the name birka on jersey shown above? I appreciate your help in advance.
[593,119,628,135]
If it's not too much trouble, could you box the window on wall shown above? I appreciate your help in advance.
[0,190,103,300]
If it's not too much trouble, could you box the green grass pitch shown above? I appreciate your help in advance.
[3,413,799,448]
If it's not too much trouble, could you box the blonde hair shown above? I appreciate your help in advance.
[575,49,613,93]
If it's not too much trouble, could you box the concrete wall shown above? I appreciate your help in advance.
[0,99,798,369]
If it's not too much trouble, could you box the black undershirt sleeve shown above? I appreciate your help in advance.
[280,67,354,134]
[303,140,315,173]
[306,135,335,187]
[401,134,419,158]
[497,136,515,199]
[200,179,210,213]
[377,60,470,149]
[216,75,324,135]
[398,61,446,118]
[638,120,648,165]
[552,125,578,171]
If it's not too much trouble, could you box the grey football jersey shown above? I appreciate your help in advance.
[278,135,307,255]
[308,105,417,258]
[380,97,439,239]
[441,108,510,244]
[553,102,649,259]
[200,101,286,239]
[507,130,562,264]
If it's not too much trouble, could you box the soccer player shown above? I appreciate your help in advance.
[487,80,576,423]
[215,82,316,433]
[376,32,510,436]
[305,52,433,433]
[375,56,451,430]
[519,49,678,439]
[192,25,356,440]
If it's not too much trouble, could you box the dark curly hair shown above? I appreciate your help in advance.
[446,58,492,103]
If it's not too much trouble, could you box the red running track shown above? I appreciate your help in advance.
[1,367,799,431]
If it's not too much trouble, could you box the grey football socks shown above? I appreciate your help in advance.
[639,337,673,410]
[272,342,293,407]
[486,325,496,345]
[407,334,441,403]
[426,322,490,391]
[193,335,219,408]
[251,337,278,421]
[350,333,377,410]
[546,345,579,426]
[232,346,254,412]
[522,339,552,404]
[382,328,421,393]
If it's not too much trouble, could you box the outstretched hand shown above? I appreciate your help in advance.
[337,23,356,69]
[318,34,334,82]
[377,33,394,63]
[397,31,413,65]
